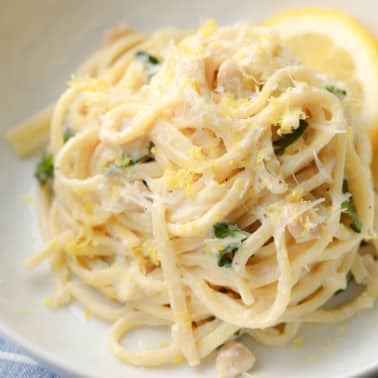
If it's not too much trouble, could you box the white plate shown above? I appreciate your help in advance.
[1,0,377,377]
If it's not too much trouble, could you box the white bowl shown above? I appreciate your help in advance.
[1,0,377,377]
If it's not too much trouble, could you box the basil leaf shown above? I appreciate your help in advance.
[135,142,155,164]
[135,50,160,65]
[233,329,242,337]
[104,152,135,176]
[63,128,75,143]
[35,154,54,185]
[217,244,239,267]
[325,85,347,97]
[341,179,362,233]
[273,119,309,155]
[213,222,249,239]
[104,144,155,176]
[213,223,249,267]
[135,51,160,78]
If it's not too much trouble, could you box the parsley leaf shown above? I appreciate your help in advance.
[135,51,160,78]
[35,154,54,185]
[213,223,249,267]
[63,128,75,143]
[233,329,242,338]
[135,50,160,65]
[273,119,309,155]
[104,151,135,176]
[217,244,239,267]
[135,142,155,164]
[325,85,347,97]
[114,152,134,168]
[341,179,361,233]
[104,143,155,176]
[213,222,249,239]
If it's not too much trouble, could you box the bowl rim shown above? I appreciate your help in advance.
[0,320,90,377]
[1,316,378,378]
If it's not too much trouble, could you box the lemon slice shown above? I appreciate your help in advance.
[266,8,378,145]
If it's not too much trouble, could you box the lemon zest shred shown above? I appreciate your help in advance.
[287,188,303,202]
[173,355,185,365]
[84,308,92,320]
[189,145,205,161]
[199,19,217,38]
[294,337,303,349]
[44,297,56,308]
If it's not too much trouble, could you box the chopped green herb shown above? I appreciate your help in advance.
[35,154,54,185]
[233,329,242,338]
[342,179,349,194]
[217,244,239,267]
[325,85,347,97]
[213,222,249,239]
[135,50,160,65]
[63,128,75,143]
[273,119,309,155]
[213,223,249,267]
[115,152,134,168]
[135,142,155,163]
[341,201,362,233]
[341,179,362,233]
[135,51,160,78]
[104,151,135,176]
[104,144,155,176]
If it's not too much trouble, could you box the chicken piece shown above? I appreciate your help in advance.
[286,203,322,243]
[103,180,152,214]
[216,59,244,95]
[216,341,256,378]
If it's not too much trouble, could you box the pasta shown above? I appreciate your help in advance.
[7,20,378,372]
